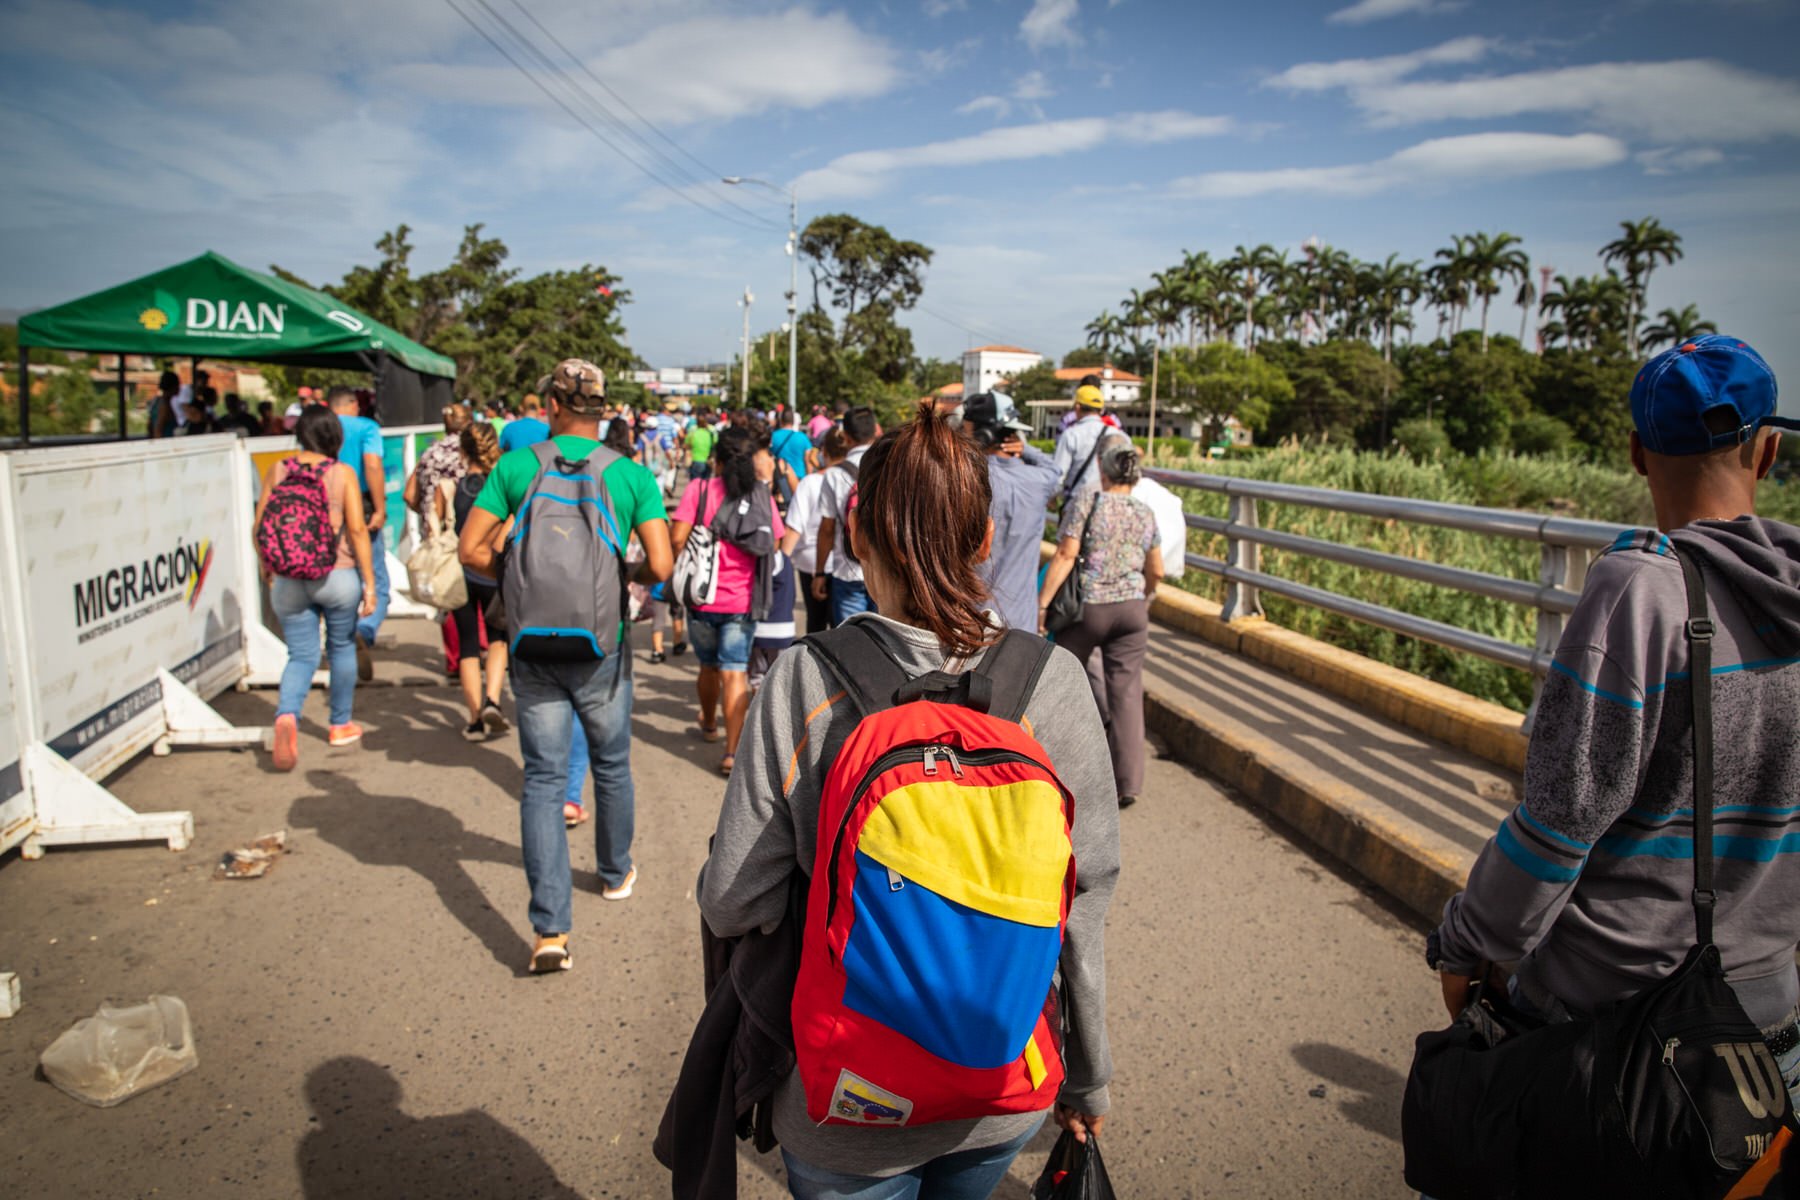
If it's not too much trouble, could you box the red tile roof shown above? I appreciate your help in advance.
[1054,363,1143,384]
[966,345,1039,356]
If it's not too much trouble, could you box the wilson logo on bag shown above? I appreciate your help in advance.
[793,623,1074,1127]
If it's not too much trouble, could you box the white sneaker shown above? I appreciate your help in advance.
[601,866,637,902]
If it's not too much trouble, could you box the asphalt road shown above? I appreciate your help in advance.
[0,617,1444,1198]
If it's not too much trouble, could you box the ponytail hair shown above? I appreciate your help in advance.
[714,424,758,499]
[1098,437,1142,488]
[855,401,995,658]
[460,422,500,473]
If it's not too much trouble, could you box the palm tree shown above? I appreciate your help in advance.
[1366,254,1422,364]
[1428,237,1471,341]
[1140,285,1183,458]
[1224,243,1282,353]
[1444,231,1530,353]
[1601,217,1683,357]
[1640,304,1717,352]
[1515,275,1537,347]
[1085,310,1124,360]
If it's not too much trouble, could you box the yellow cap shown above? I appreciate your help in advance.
[1075,385,1105,409]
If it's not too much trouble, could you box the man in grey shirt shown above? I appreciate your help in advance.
[968,391,1061,630]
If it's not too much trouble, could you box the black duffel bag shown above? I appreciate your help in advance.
[1403,549,1793,1200]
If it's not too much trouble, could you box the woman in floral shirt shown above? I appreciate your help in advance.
[1038,438,1163,808]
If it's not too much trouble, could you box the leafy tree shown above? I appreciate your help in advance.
[1533,349,1639,464]
[1061,346,1106,369]
[1004,360,1066,405]
[799,214,931,319]
[1392,417,1451,461]
[1510,412,1575,457]
[1602,217,1683,357]
[1262,341,1399,445]
[913,357,963,392]
[1640,304,1716,352]
[1395,334,1540,455]
[1159,342,1291,433]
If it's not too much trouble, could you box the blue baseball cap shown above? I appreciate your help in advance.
[1630,334,1795,456]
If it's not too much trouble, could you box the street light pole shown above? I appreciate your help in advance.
[738,286,754,407]
[722,176,798,417]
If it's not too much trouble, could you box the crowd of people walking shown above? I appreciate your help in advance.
[244,336,1800,1197]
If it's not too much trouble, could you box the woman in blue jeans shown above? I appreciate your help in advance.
[255,405,376,770]
[670,426,794,776]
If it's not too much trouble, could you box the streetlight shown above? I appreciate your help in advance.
[722,176,798,417]
[738,286,754,407]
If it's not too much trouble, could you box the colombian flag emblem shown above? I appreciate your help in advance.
[186,540,212,609]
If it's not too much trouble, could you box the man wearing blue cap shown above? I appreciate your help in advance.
[1424,335,1800,1114]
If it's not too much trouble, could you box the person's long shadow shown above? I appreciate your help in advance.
[297,1056,584,1199]
[1290,1041,1406,1140]
[288,770,603,976]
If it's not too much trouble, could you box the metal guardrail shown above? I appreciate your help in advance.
[1144,468,1634,696]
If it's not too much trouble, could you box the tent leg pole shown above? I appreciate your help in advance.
[17,350,27,444]
[117,355,127,439]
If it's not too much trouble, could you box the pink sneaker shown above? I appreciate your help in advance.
[272,714,299,772]
[328,721,364,748]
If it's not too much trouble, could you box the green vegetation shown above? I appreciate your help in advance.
[1160,445,1799,712]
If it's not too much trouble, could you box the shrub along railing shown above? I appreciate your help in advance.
[1145,467,1634,728]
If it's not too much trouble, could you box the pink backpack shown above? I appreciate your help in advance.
[256,458,339,580]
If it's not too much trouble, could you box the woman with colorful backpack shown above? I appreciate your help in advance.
[254,405,377,770]
[694,402,1121,1198]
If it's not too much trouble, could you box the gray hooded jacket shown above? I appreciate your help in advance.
[1435,515,1800,1029]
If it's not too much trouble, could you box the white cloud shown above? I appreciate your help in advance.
[1021,0,1082,51]
[1637,146,1728,175]
[1327,0,1464,25]
[392,9,902,126]
[797,110,1235,198]
[1264,36,1494,91]
[958,95,1012,118]
[923,0,968,15]
[920,38,983,74]
[1170,131,1627,198]
[1014,70,1056,102]
[1354,59,1800,141]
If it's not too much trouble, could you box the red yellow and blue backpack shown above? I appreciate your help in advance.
[792,620,1076,1127]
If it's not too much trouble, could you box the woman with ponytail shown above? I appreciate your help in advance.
[1038,437,1162,808]
[694,402,1120,1195]
[671,424,794,774]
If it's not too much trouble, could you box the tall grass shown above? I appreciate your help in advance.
[1158,445,1799,712]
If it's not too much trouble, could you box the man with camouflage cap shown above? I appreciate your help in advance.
[460,358,673,974]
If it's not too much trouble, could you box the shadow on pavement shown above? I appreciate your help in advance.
[297,1056,584,1199]
[287,769,602,976]
[1290,1041,1405,1141]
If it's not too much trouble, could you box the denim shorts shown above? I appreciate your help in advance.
[688,611,754,672]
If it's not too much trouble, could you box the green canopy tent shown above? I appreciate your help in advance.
[15,251,456,440]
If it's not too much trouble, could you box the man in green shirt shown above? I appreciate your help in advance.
[459,359,672,974]
[684,410,716,481]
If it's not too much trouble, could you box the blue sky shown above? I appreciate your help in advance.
[3,0,1798,407]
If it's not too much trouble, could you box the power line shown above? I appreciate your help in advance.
[504,0,785,231]
[913,303,1038,352]
[443,0,780,235]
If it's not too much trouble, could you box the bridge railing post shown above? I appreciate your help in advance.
[1222,493,1263,622]
[1524,541,1591,734]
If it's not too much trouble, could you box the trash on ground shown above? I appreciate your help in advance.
[39,995,198,1107]
[216,831,287,880]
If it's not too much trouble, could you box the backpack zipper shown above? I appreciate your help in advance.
[823,745,1061,948]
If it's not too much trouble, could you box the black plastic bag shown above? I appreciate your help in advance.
[1031,1131,1116,1200]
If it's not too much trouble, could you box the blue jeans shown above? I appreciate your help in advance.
[356,534,390,644]
[689,610,754,672]
[829,577,875,626]
[566,714,588,806]
[271,569,360,726]
[512,653,635,932]
[782,1117,1042,1199]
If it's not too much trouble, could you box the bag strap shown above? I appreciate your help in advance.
[966,629,1054,724]
[1063,434,1102,503]
[804,621,911,719]
[1675,546,1717,948]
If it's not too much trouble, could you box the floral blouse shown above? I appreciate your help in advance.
[1058,488,1157,605]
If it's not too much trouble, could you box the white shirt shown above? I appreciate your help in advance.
[785,470,830,575]
[1052,414,1108,501]
[818,444,870,582]
[1133,476,1188,581]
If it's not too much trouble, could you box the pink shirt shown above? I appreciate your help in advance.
[807,414,835,441]
[673,478,785,615]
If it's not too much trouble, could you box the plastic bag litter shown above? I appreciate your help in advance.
[1031,1131,1118,1200]
[39,995,198,1107]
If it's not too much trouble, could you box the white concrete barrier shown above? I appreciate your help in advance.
[0,437,266,858]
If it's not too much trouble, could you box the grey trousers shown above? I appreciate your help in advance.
[1054,598,1149,800]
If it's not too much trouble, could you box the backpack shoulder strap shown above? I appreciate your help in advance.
[969,630,1055,724]
[803,621,910,719]
[1674,546,1717,948]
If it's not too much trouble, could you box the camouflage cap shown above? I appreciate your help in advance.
[538,358,607,412]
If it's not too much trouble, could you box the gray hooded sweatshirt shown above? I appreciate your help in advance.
[698,613,1120,1178]
[1435,516,1800,1030]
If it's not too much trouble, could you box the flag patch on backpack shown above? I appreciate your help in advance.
[793,623,1074,1127]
